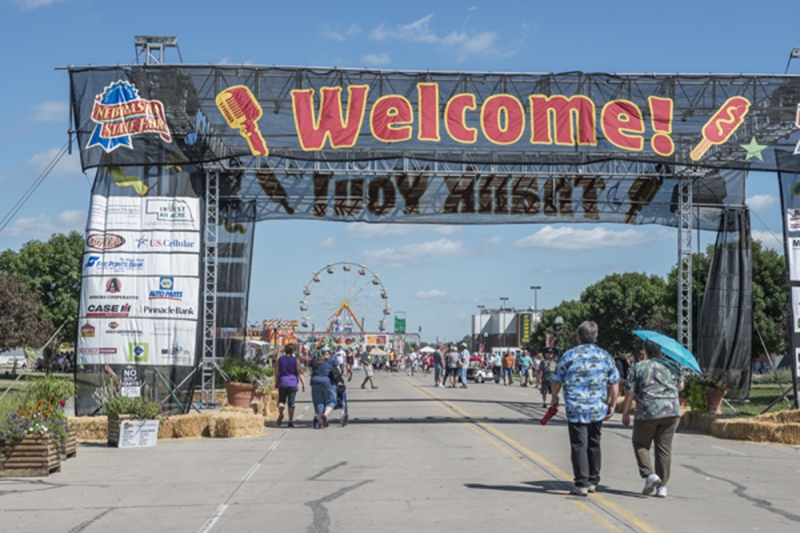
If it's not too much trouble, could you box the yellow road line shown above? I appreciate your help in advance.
[398,376,659,533]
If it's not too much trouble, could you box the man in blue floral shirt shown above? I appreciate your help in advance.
[551,321,620,496]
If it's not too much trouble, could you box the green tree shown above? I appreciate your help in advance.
[0,273,52,351]
[0,231,84,344]
[580,272,669,355]
[531,299,588,354]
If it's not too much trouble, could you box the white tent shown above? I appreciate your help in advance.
[419,346,435,353]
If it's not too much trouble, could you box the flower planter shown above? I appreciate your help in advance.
[226,382,258,408]
[59,428,77,460]
[0,435,61,477]
[706,389,727,414]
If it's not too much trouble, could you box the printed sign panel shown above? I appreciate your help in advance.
[118,419,160,448]
[77,318,197,366]
[71,67,800,174]
[81,252,199,278]
[789,238,800,282]
[84,230,200,254]
[88,195,200,232]
[80,276,200,318]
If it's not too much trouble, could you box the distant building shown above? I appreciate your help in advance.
[471,308,539,352]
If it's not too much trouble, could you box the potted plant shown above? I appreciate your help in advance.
[103,396,163,447]
[681,374,728,414]
[220,356,272,408]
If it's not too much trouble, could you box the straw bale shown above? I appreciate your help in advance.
[614,398,636,415]
[773,423,800,445]
[209,412,266,438]
[711,419,774,442]
[69,416,108,442]
[756,410,800,424]
[158,414,211,439]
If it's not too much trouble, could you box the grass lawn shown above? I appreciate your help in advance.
[725,383,797,417]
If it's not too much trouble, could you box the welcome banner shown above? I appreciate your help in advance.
[70,67,800,173]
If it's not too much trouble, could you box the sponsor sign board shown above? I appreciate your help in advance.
[88,196,200,232]
[84,231,199,254]
[80,276,200,316]
[76,319,196,366]
[82,252,199,277]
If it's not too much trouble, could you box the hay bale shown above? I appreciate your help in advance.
[773,423,800,445]
[158,414,211,439]
[69,416,108,442]
[614,397,636,415]
[757,409,800,424]
[209,412,266,438]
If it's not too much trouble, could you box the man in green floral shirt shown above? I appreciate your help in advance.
[621,340,684,498]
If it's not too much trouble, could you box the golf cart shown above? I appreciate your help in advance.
[467,358,493,383]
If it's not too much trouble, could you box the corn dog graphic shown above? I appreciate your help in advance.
[690,96,750,161]
[109,166,148,195]
[216,85,268,156]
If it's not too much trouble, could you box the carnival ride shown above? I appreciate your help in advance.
[300,262,390,334]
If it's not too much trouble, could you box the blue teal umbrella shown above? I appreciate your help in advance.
[632,330,701,373]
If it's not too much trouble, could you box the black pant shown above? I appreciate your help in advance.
[568,421,603,488]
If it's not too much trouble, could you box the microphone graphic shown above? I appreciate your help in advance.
[216,85,268,156]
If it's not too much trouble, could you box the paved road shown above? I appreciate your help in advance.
[1,372,799,532]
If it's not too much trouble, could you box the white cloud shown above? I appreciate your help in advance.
[345,223,413,238]
[361,238,468,267]
[1,210,85,238]
[751,229,783,250]
[415,289,447,299]
[370,14,509,61]
[484,235,502,245]
[31,101,68,122]
[747,194,777,211]
[362,53,390,66]
[27,147,84,178]
[432,225,461,235]
[14,0,62,9]
[322,23,362,41]
[513,225,669,251]
[320,236,336,248]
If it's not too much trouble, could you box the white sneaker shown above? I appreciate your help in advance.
[655,486,667,498]
[642,473,661,495]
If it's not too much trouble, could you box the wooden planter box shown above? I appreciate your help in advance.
[0,435,61,477]
[59,429,77,460]
[108,414,133,447]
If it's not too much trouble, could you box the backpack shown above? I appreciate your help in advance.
[329,365,344,383]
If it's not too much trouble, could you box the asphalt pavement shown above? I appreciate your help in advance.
[1,370,799,532]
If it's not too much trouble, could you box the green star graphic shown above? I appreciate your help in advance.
[741,137,767,161]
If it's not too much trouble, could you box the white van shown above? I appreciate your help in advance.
[491,347,523,358]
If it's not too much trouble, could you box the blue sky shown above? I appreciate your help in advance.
[0,0,797,343]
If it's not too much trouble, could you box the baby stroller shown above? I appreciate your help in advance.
[335,381,349,426]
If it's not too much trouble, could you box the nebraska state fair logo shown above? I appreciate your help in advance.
[86,80,172,153]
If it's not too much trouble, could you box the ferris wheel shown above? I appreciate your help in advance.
[300,261,391,333]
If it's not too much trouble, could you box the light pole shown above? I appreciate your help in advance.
[554,315,564,358]
[476,305,485,352]
[500,297,509,349]
[530,286,541,332]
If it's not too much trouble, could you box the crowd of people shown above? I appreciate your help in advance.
[271,320,685,499]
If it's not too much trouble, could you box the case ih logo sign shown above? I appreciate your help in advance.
[86,80,172,153]
[87,233,125,250]
[86,303,131,318]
